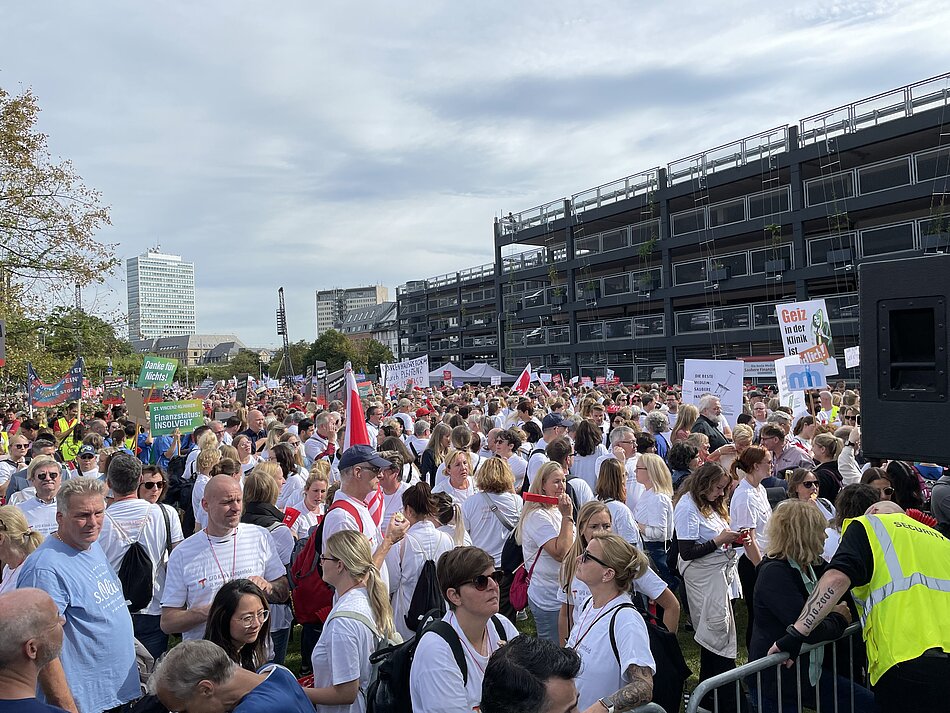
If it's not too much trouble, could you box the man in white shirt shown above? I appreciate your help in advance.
[526,414,570,485]
[589,404,609,443]
[377,452,409,535]
[73,444,102,479]
[160,475,288,641]
[303,411,341,479]
[665,391,680,431]
[98,452,183,659]
[394,398,415,435]
[595,426,643,510]
[406,419,430,464]
[16,456,62,537]
[322,447,409,576]
[365,404,384,449]
[752,401,769,438]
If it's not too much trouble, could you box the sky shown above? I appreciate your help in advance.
[3,0,950,348]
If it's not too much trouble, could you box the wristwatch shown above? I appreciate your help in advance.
[599,698,615,713]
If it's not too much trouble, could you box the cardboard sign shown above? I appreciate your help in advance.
[443,370,452,381]
[137,356,178,388]
[381,355,430,389]
[774,355,809,416]
[150,400,205,436]
[845,346,860,369]
[681,359,743,424]
[775,299,838,376]
[124,387,148,425]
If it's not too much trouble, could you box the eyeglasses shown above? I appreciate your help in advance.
[212,429,225,435]
[288,440,301,446]
[79,454,96,459]
[357,466,381,475]
[319,555,340,563]
[879,487,895,496]
[461,570,504,591]
[618,440,635,445]
[141,481,165,490]
[35,472,60,482]
[580,550,610,567]
[802,480,819,489]
[843,416,856,422]
[235,609,269,628]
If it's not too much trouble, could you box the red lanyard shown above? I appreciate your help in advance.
[570,601,624,650]
[450,613,490,677]
[206,527,238,582]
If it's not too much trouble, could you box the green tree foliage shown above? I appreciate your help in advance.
[269,340,312,378]
[307,329,356,372]
[353,339,394,375]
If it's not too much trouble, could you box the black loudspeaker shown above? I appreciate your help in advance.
[859,254,949,464]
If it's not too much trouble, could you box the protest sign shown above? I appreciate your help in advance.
[28,359,84,408]
[357,381,373,398]
[235,373,249,406]
[741,359,778,380]
[774,355,809,416]
[150,400,205,436]
[783,360,828,391]
[102,378,125,405]
[682,359,744,424]
[137,356,178,388]
[845,346,860,369]
[490,375,502,386]
[775,299,838,376]
[124,387,148,426]
[381,355,430,389]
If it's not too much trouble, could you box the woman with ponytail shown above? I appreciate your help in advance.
[385,482,455,640]
[0,505,44,594]
[566,532,655,712]
[728,444,770,647]
[433,491,472,546]
[307,529,397,712]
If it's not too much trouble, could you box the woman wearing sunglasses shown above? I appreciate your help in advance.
[410,546,519,713]
[861,467,896,502]
[558,501,679,645]
[566,533,655,713]
[811,433,844,502]
[306,530,397,712]
[204,578,272,671]
[787,467,836,521]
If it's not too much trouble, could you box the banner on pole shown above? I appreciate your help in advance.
[150,400,205,436]
[235,373,249,406]
[136,356,178,388]
[775,299,838,376]
[28,359,84,408]
[102,378,125,405]
[380,355,430,389]
[774,355,809,416]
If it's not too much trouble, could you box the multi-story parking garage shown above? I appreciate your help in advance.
[398,73,950,384]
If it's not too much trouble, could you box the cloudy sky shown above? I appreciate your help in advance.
[3,1,949,347]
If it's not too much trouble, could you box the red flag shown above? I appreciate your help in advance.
[512,362,532,396]
[342,362,384,525]
[343,362,370,450]
[536,375,552,399]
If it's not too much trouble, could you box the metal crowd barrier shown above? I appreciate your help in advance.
[632,704,669,713]
[686,623,866,713]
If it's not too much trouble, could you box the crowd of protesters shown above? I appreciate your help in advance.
[0,376,947,713]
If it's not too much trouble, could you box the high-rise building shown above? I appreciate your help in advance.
[315,285,388,337]
[127,249,196,341]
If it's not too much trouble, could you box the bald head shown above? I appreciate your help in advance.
[202,475,243,535]
[247,410,264,431]
[0,588,62,669]
[866,501,905,516]
[205,474,241,502]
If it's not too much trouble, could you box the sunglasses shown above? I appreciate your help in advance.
[843,416,856,422]
[79,454,97,459]
[141,481,165,490]
[35,472,60,482]
[462,570,504,591]
[580,549,610,567]
[802,480,819,489]
[879,487,895,496]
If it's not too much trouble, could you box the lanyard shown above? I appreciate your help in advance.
[569,601,625,650]
[450,612,490,677]
[206,527,238,582]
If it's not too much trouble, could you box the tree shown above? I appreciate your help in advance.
[1,87,116,317]
[353,339,394,375]
[307,329,355,372]
[268,339,312,378]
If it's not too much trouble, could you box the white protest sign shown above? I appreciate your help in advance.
[774,355,809,417]
[845,346,860,369]
[381,355,430,389]
[490,375,502,386]
[783,360,828,391]
[775,299,838,376]
[682,359,744,425]
[742,359,778,380]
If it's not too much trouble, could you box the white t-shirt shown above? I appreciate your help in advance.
[572,445,610,491]
[410,610,519,713]
[277,471,307,510]
[100,499,184,614]
[557,570,667,609]
[566,593,656,711]
[161,524,285,640]
[567,476,595,510]
[432,477,476,504]
[462,492,522,567]
[381,483,408,534]
[323,491,388,592]
[506,454,528,484]
[385,520,455,641]
[438,523,472,547]
[634,489,674,543]
[525,438,550,484]
[672,494,729,543]
[395,412,414,434]
[16,497,58,537]
[603,499,643,549]
[192,474,211,530]
[0,562,23,595]
[522,507,572,611]
[311,586,380,713]
[287,498,323,539]
[593,454,644,511]
[729,479,772,557]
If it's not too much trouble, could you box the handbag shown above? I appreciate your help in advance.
[509,547,542,612]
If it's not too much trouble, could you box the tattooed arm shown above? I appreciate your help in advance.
[583,664,653,713]
[767,567,852,658]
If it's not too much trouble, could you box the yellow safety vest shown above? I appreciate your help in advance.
[60,435,82,463]
[845,513,950,684]
[55,417,77,436]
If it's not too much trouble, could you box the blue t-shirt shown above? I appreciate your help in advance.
[0,700,68,713]
[235,665,313,713]
[17,537,140,713]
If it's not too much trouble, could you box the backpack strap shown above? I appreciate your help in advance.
[481,493,515,532]
[327,498,365,533]
[159,504,173,557]
[325,609,381,640]
[425,620,469,686]
[608,602,638,665]
[489,614,507,643]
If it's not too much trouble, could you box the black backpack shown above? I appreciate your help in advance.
[367,612,507,713]
[115,505,173,613]
[164,450,194,509]
[606,603,691,713]
[500,530,524,575]
[404,558,445,633]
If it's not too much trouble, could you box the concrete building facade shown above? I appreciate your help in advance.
[127,249,196,341]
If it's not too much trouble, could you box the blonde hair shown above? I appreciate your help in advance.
[443,449,470,477]
[325,530,396,639]
[427,423,452,467]
[197,448,221,474]
[561,500,611,590]
[243,472,278,506]
[670,404,699,442]
[305,464,331,490]
[515,461,564,545]
[732,423,754,451]
[474,457,515,494]
[249,461,283,490]
[591,532,649,591]
[638,453,673,497]
[264,423,287,452]
[765,500,827,566]
[197,430,218,451]
[813,432,843,460]
[0,505,44,559]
